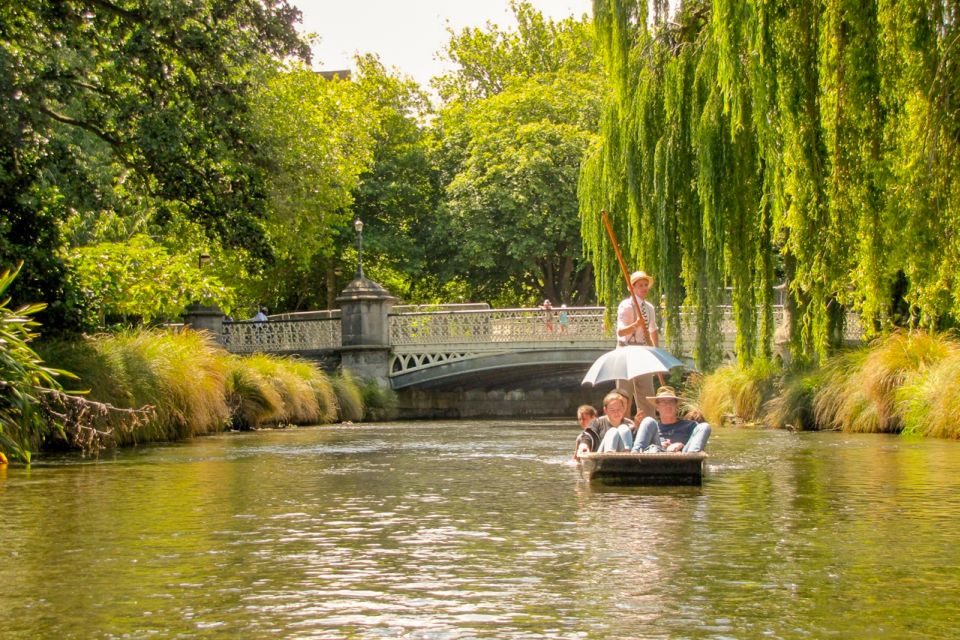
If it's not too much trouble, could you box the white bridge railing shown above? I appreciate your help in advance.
[222,316,342,354]
[388,307,612,376]
[217,305,864,370]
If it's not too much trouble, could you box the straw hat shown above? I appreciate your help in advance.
[646,385,682,402]
[630,271,653,286]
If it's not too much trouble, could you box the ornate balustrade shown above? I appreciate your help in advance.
[221,318,342,354]
[216,304,863,367]
[388,306,613,376]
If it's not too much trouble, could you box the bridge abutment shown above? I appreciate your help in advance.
[336,276,397,387]
[396,386,609,420]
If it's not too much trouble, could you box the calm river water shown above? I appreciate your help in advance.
[2,421,959,639]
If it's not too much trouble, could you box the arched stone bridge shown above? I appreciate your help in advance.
[218,306,619,391]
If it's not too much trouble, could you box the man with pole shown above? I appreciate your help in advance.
[600,210,661,421]
[615,270,660,420]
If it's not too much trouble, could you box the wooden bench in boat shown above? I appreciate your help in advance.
[579,451,707,485]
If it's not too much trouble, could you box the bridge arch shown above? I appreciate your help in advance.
[389,347,612,391]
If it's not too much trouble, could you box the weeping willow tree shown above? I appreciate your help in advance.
[580,0,960,367]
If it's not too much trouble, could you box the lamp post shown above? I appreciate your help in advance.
[198,252,211,269]
[353,217,364,279]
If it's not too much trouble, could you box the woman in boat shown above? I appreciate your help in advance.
[631,386,711,453]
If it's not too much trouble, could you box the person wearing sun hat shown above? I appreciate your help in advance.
[615,270,660,419]
[630,385,711,453]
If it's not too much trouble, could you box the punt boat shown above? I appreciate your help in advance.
[578,451,707,485]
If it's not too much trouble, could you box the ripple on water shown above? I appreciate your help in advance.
[2,424,959,639]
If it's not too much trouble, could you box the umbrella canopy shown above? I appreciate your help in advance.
[581,346,685,386]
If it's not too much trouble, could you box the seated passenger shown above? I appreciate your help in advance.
[575,391,634,456]
[630,386,711,453]
[591,391,635,453]
[573,404,598,460]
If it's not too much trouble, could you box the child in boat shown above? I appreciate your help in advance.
[631,386,711,453]
[573,404,598,460]
[581,391,635,454]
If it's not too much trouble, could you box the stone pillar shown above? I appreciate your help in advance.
[183,303,225,341]
[336,276,397,386]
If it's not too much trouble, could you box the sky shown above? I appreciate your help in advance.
[293,0,594,89]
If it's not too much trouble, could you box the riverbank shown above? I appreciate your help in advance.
[692,330,960,439]
[25,328,397,457]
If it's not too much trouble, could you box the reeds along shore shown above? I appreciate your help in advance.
[34,328,397,449]
[691,331,960,439]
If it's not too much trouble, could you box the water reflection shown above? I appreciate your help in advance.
[1,423,959,638]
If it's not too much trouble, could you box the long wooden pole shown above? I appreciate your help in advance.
[601,210,666,389]
[601,210,650,345]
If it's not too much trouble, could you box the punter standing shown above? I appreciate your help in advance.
[615,270,659,420]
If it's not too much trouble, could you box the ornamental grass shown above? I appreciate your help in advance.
[893,341,960,438]
[694,359,781,426]
[224,359,283,429]
[331,369,365,422]
[99,329,230,442]
[699,330,960,439]
[37,329,370,450]
[814,331,958,434]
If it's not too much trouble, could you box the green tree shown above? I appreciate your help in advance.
[438,73,602,304]
[431,1,602,305]
[349,55,442,304]
[69,234,235,325]
[244,63,377,311]
[435,0,597,102]
[581,0,960,367]
[0,0,308,330]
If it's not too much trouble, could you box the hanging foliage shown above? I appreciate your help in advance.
[581,0,960,367]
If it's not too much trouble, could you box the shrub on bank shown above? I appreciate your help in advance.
[41,329,231,444]
[331,369,364,422]
[34,329,375,452]
[694,359,780,426]
[693,330,960,438]
[361,378,399,421]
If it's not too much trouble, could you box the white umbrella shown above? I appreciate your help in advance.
[581,345,685,386]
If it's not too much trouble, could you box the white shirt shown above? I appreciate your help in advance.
[616,296,658,346]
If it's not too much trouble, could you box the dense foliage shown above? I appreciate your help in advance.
[580,0,960,367]
[0,0,309,330]
[431,1,603,305]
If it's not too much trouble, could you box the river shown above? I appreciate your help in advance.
[2,421,958,639]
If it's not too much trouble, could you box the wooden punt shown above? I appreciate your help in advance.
[578,451,707,485]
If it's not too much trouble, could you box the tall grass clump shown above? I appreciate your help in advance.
[694,359,781,426]
[223,357,283,429]
[240,354,320,426]
[894,342,960,439]
[42,329,230,444]
[284,358,338,424]
[331,369,365,422]
[815,331,957,434]
[95,329,230,442]
[762,367,827,430]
